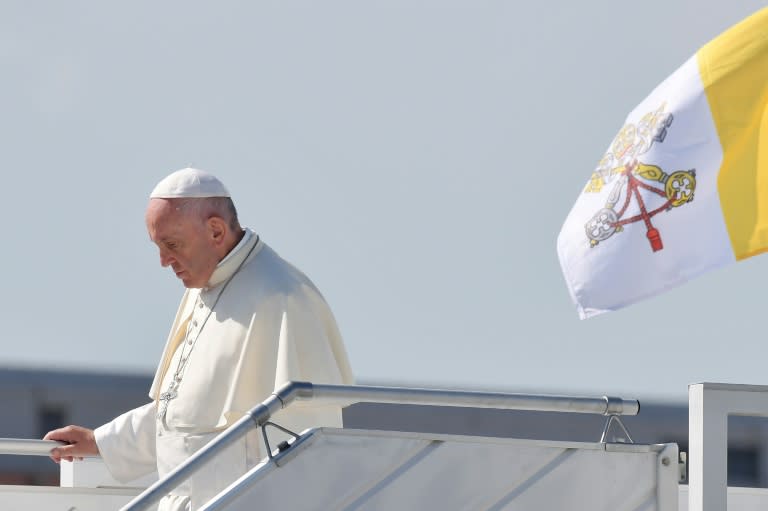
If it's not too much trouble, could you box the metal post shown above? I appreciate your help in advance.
[688,382,768,511]
[688,383,727,511]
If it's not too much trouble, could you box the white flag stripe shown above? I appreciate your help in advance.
[557,56,733,319]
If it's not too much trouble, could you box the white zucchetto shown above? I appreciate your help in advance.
[150,167,231,199]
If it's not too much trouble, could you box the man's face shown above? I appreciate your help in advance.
[145,199,220,288]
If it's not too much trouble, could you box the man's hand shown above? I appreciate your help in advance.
[43,425,99,463]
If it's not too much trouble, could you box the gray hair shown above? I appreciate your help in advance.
[176,197,240,231]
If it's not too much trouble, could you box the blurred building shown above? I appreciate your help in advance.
[2,368,768,488]
[0,368,151,485]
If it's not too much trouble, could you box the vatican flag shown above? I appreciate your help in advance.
[557,8,768,319]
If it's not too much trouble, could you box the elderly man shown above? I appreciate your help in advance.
[44,168,354,510]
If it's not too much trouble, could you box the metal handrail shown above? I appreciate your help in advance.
[122,381,640,510]
[308,383,639,414]
[0,438,65,456]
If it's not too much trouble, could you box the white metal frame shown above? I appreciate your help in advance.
[200,428,680,511]
[688,382,768,511]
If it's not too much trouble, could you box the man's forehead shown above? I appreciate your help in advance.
[147,197,186,216]
[146,198,187,231]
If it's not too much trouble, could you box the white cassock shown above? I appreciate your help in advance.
[94,229,354,510]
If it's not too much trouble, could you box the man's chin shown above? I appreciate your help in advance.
[174,272,198,288]
[180,276,205,289]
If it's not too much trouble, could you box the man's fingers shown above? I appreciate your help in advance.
[50,445,72,458]
[43,430,62,442]
[44,425,81,443]
[50,443,85,461]
[46,432,68,464]
[43,425,98,460]
[48,450,81,464]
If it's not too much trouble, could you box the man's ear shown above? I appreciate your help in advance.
[207,216,228,245]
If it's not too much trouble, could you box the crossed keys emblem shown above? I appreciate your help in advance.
[585,160,696,252]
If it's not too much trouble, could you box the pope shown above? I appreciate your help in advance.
[44,167,354,510]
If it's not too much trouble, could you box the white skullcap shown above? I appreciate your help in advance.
[150,167,231,199]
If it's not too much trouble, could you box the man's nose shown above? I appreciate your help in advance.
[159,250,173,267]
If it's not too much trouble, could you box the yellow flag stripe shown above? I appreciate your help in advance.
[698,8,768,260]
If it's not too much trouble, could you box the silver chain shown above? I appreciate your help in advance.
[157,234,259,421]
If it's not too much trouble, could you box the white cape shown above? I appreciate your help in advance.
[95,230,354,510]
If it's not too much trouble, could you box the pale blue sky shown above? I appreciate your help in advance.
[1,1,765,402]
